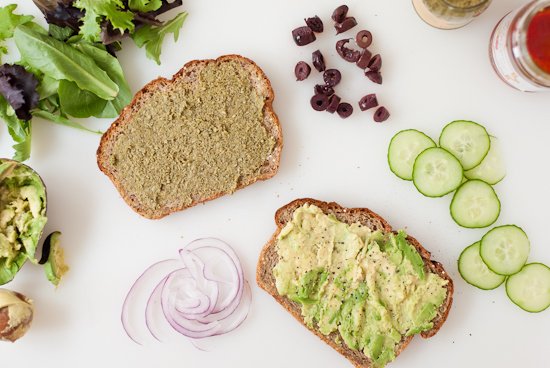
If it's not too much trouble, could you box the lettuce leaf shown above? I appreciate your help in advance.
[0,64,40,121]
[0,95,31,161]
[0,4,34,60]
[128,0,162,13]
[73,0,135,41]
[131,11,187,64]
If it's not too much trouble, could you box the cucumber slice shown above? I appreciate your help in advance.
[439,120,491,170]
[450,180,501,228]
[412,147,463,197]
[480,225,530,276]
[388,130,436,181]
[458,242,506,290]
[464,137,506,185]
[506,263,550,313]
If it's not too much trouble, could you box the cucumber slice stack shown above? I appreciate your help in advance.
[388,120,504,228]
[458,226,550,313]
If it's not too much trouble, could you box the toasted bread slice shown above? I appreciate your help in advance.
[97,55,282,219]
[257,198,454,368]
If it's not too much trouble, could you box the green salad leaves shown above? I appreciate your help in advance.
[0,2,187,161]
[0,4,33,59]
[132,12,187,65]
[74,0,135,41]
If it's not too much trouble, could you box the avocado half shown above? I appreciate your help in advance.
[0,159,47,285]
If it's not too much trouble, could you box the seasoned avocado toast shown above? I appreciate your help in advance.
[257,199,454,368]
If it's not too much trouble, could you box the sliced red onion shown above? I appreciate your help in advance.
[122,238,251,346]
[122,259,182,345]
[145,277,167,341]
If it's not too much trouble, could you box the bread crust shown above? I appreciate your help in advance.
[256,198,454,368]
[97,55,282,219]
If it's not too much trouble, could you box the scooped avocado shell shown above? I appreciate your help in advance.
[0,159,47,285]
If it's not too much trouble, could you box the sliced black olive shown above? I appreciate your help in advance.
[295,61,311,81]
[356,30,373,48]
[326,94,341,114]
[356,49,373,69]
[374,106,390,122]
[311,94,330,111]
[365,70,382,84]
[312,50,326,72]
[358,94,379,111]
[337,102,353,118]
[305,16,324,33]
[336,39,361,63]
[335,17,358,34]
[314,84,335,96]
[332,5,349,23]
[368,54,382,71]
[323,69,342,87]
[292,26,316,46]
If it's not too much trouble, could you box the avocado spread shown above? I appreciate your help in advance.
[0,160,47,285]
[273,204,448,368]
[110,60,276,210]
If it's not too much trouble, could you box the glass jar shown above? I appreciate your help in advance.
[412,0,492,29]
[489,1,550,92]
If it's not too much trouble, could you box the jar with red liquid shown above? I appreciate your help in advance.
[490,0,550,92]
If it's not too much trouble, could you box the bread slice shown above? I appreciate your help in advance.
[97,55,282,219]
[257,198,454,368]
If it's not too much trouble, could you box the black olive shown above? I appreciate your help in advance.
[356,49,373,69]
[332,5,349,23]
[336,39,361,63]
[337,102,353,118]
[335,17,358,34]
[368,54,382,71]
[295,61,311,81]
[305,16,324,33]
[311,94,330,111]
[374,106,390,122]
[358,94,378,111]
[292,26,316,46]
[356,30,373,48]
[326,94,341,114]
[365,70,382,84]
[314,84,334,96]
[312,50,326,72]
[323,69,342,87]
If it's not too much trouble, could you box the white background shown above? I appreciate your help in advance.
[1,0,549,367]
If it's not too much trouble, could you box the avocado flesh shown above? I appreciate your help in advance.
[42,232,69,286]
[0,160,47,285]
[110,61,276,210]
[273,205,449,368]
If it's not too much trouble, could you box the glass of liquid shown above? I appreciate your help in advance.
[412,0,492,29]
[489,0,550,92]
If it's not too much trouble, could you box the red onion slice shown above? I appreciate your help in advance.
[122,259,182,344]
[145,277,167,341]
[122,238,251,346]
[182,238,244,317]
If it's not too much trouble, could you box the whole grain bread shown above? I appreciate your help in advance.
[97,55,282,219]
[257,198,454,368]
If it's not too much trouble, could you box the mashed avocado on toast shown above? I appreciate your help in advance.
[0,160,47,285]
[273,204,449,368]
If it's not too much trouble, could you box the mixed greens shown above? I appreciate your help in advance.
[0,2,187,161]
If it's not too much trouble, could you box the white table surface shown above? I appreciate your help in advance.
[1,0,549,367]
